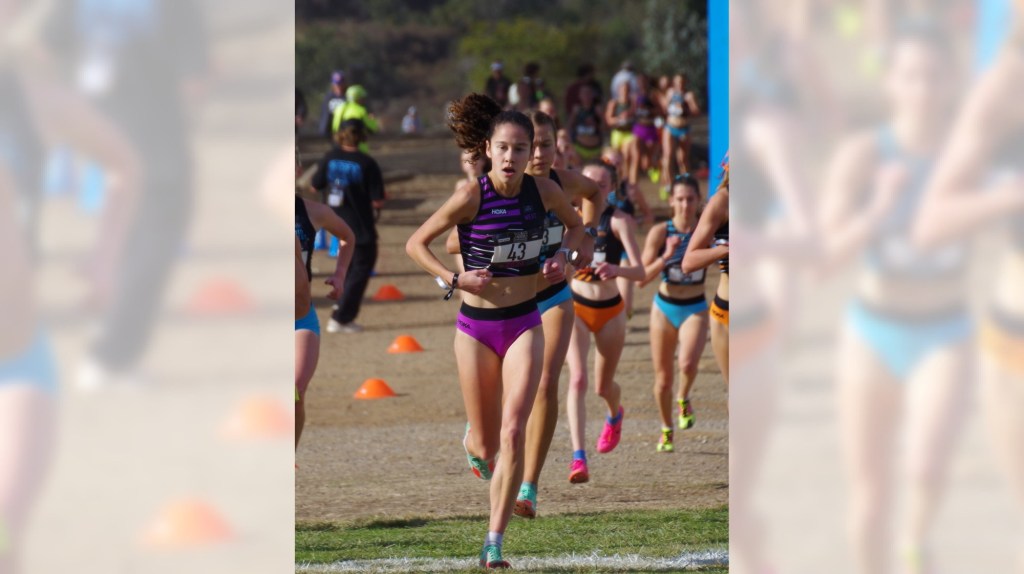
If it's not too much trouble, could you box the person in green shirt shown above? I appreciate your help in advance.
[331,85,379,152]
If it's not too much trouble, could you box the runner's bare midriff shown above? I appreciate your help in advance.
[571,276,620,302]
[463,274,539,309]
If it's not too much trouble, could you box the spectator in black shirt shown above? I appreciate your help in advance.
[50,0,208,388]
[484,61,511,109]
[311,119,385,333]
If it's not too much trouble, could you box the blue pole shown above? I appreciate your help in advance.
[708,0,729,193]
[975,0,1012,74]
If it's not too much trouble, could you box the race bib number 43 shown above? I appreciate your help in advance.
[491,229,544,264]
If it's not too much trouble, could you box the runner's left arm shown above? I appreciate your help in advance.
[555,167,604,267]
[305,199,355,300]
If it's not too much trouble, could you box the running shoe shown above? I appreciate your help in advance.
[656,428,674,453]
[513,484,537,518]
[479,544,511,569]
[568,459,589,484]
[463,423,493,480]
[326,319,363,334]
[596,406,624,453]
[677,398,695,430]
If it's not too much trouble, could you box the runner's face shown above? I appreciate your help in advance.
[886,40,946,119]
[580,86,595,106]
[529,124,556,175]
[672,184,700,220]
[582,165,611,195]
[618,83,630,101]
[486,123,532,183]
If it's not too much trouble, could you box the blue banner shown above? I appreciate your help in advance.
[708,0,729,193]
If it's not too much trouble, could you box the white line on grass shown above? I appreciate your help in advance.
[295,549,728,573]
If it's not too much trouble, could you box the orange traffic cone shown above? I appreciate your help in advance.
[187,278,254,315]
[354,378,397,399]
[372,284,404,301]
[387,335,423,353]
[221,396,292,440]
[141,498,234,548]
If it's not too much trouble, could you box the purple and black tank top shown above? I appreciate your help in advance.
[458,174,546,277]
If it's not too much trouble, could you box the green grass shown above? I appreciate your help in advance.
[296,506,727,569]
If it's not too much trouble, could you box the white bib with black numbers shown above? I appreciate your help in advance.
[542,223,563,248]
[668,266,705,285]
[490,228,544,264]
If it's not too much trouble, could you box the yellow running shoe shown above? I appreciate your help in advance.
[677,398,695,430]
[656,428,674,453]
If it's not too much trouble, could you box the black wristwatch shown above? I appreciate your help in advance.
[435,273,458,301]
[583,226,598,238]
[444,272,459,300]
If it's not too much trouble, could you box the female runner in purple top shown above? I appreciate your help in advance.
[406,94,582,569]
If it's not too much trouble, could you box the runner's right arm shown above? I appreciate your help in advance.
[406,179,491,294]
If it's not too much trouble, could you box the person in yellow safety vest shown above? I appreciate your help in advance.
[331,85,379,152]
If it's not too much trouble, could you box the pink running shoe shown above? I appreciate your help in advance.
[568,459,589,484]
[596,406,624,453]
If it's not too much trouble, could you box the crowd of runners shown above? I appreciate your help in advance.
[296,55,727,569]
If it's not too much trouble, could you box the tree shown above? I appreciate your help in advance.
[641,0,708,99]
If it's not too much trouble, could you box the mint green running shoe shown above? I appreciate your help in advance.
[513,483,537,518]
[480,543,511,569]
[463,423,493,480]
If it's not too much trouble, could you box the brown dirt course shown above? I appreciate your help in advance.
[295,134,727,524]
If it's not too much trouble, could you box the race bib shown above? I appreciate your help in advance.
[542,224,564,247]
[669,266,705,284]
[490,229,544,264]
[880,237,963,273]
[78,49,116,95]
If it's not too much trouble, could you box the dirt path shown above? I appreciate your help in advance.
[296,136,727,523]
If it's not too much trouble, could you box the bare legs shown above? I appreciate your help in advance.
[650,305,708,429]
[456,327,543,535]
[980,357,1024,572]
[0,386,56,574]
[294,329,320,450]
[567,311,626,454]
[837,321,969,574]
[521,300,574,491]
